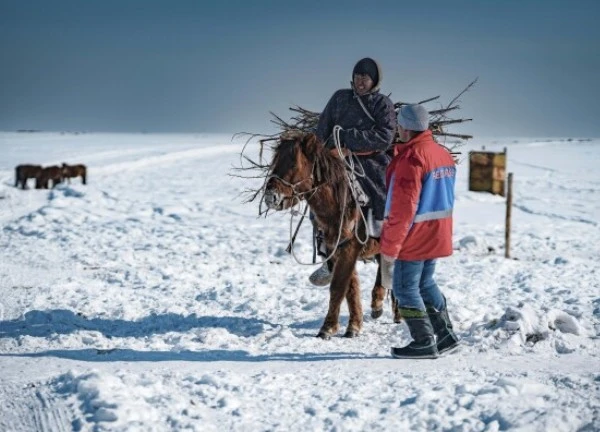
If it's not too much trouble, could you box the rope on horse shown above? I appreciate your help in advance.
[332,125,370,246]
[284,130,373,265]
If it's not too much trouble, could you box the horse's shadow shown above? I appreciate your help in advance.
[1,348,377,362]
[0,309,279,339]
[0,309,381,362]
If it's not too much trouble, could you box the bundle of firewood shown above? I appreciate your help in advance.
[237,79,476,159]
[396,78,476,144]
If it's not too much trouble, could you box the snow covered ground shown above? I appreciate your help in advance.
[0,132,598,431]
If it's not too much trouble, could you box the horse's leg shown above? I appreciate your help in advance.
[390,291,403,323]
[317,269,344,339]
[370,256,386,319]
[317,245,360,339]
[344,268,362,337]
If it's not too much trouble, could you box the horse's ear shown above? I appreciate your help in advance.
[303,133,322,157]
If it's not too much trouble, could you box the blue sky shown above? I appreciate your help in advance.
[1,0,599,137]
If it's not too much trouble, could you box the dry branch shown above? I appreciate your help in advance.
[428,106,461,117]
[431,118,473,128]
[433,132,474,140]
[233,78,477,197]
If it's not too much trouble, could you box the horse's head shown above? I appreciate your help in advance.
[263,132,323,211]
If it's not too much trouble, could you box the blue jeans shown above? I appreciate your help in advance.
[392,259,445,312]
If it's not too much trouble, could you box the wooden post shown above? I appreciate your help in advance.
[505,173,513,258]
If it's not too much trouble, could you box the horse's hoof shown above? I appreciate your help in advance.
[371,308,383,319]
[393,309,403,323]
[343,329,360,338]
[316,331,331,340]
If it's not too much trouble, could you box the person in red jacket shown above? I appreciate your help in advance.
[380,103,459,359]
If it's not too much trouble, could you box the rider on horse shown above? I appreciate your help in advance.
[309,57,397,285]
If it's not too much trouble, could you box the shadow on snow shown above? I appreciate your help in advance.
[0,349,379,362]
[0,309,385,362]
[0,309,282,339]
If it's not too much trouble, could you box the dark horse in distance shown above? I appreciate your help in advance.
[62,163,87,184]
[37,166,63,189]
[263,132,400,339]
[14,164,42,189]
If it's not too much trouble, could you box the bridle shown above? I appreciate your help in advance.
[264,135,369,266]
[265,172,319,202]
[265,150,326,205]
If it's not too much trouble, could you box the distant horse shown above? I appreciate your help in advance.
[62,163,87,184]
[263,132,401,339]
[15,164,42,189]
[37,166,63,189]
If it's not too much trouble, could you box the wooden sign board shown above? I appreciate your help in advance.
[469,150,506,196]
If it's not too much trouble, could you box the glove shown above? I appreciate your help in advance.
[381,254,396,264]
[380,254,395,291]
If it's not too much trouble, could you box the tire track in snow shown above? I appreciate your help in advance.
[0,383,73,432]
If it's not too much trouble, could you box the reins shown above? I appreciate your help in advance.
[279,132,371,266]
[281,155,350,266]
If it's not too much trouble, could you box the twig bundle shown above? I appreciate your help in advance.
[232,79,477,206]
[394,78,477,150]
[236,79,476,155]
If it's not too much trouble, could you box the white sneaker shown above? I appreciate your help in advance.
[309,262,332,286]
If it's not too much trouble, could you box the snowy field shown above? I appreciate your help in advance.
[0,131,598,431]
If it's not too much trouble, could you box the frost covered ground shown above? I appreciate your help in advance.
[0,132,598,431]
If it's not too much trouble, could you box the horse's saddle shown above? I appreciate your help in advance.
[347,170,383,238]
[348,170,369,207]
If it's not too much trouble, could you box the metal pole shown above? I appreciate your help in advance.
[505,173,513,258]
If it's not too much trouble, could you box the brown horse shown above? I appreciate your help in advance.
[263,132,400,339]
[37,166,63,189]
[15,164,42,189]
[62,163,87,184]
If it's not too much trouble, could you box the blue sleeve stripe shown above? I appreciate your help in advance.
[384,173,395,219]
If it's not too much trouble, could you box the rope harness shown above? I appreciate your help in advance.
[270,91,384,266]
[280,127,372,266]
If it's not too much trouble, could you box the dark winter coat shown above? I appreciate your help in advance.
[315,73,396,222]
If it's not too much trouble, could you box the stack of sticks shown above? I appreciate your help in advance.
[237,79,477,158]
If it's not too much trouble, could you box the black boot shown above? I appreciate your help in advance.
[427,301,460,355]
[391,316,439,359]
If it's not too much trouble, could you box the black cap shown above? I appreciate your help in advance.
[352,58,379,85]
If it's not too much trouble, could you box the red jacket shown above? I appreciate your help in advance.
[380,130,456,261]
